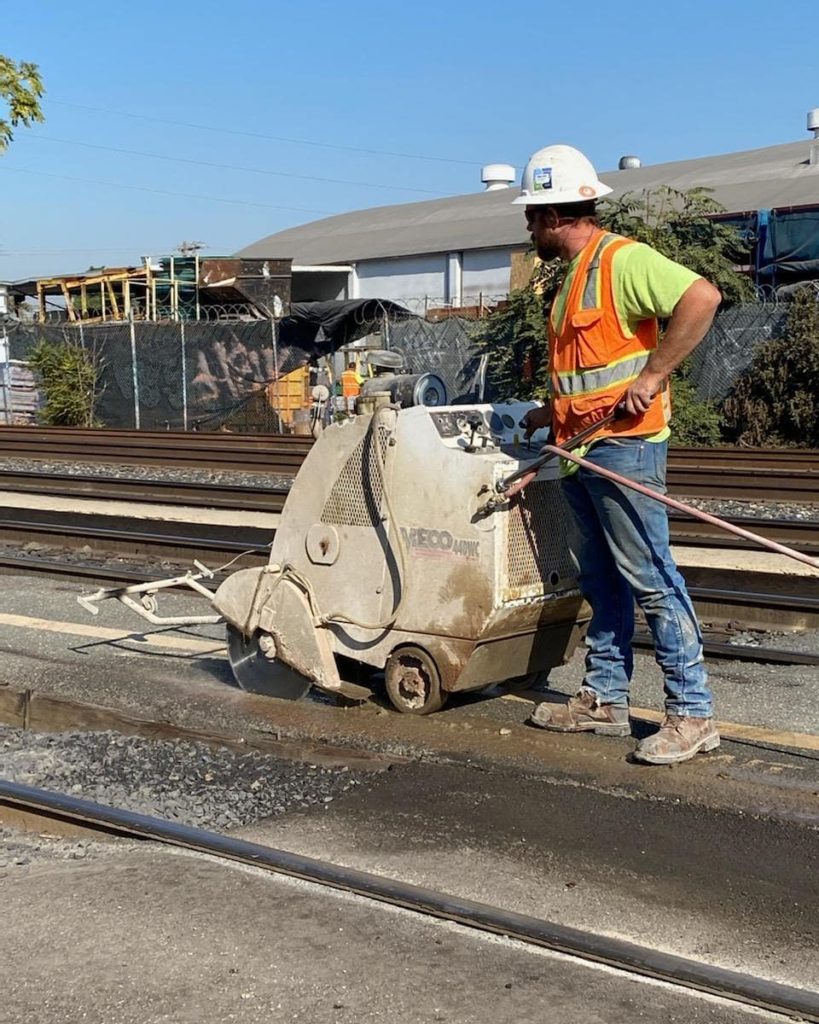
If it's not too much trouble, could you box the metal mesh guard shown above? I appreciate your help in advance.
[504,478,577,599]
[321,426,390,527]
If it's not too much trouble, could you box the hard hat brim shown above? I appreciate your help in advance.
[512,182,613,205]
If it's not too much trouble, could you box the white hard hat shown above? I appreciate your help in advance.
[512,144,613,205]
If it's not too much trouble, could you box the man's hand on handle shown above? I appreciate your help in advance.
[620,369,666,416]
[521,402,552,440]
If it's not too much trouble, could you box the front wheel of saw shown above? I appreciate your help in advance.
[384,646,446,715]
[226,625,312,701]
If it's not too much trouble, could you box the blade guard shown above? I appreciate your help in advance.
[213,566,342,692]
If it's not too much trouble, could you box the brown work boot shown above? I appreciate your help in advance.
[633,715,720,765]
[528,689,630,737]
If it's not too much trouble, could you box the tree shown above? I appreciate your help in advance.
[29,338,104,427]
[477,186,753,441]
[0,55,44,152]
[600,187,754,304]
[480,258,560,401]
[721,285,819,447]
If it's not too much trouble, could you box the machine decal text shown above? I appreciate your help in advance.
[400,527,479,560]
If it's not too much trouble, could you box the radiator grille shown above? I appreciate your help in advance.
[321,426,391,527]
[504,478,577,599]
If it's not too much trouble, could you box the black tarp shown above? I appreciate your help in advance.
[282,299,415,347]
[765,207,819,282]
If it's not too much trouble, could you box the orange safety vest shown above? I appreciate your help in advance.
[548,230,671,446]
[340,368,361,398]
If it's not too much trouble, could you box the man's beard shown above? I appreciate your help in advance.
[535,238,561,261]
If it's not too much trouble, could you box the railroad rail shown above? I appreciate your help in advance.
[1,779,817,1022]
[0,426,312,472]
[0,512,816,665]
[0,428,816,502]
[0,427,815,666]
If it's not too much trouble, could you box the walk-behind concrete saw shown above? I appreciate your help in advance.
[78,401,589,714]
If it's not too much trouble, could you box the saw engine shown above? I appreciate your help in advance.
[211,400,588,713]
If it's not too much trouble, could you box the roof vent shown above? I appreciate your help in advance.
[481,163,516,191]
[618,155,641,170]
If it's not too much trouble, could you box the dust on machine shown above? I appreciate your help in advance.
[80,348,589,715]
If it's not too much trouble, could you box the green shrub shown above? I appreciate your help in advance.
[721,286,819,446]
[668,361,722,446]
[29,338,103,426]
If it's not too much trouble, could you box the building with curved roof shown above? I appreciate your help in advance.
[237,134,819,309]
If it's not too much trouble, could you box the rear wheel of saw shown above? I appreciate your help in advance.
[384,646,446,715]
[226,625,312,701]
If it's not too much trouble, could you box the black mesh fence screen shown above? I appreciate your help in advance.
[0,297,806,429]
[3,319,322,430]
[687,302,789,402]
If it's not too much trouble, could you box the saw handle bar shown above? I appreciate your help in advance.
[77,562,224,626]
[542,444,819,572]
[500,403,629,494]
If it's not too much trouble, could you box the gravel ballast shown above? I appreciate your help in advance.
[0,456,295,492]
[0,726,364,835]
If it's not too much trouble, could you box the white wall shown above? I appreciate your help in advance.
[295,249,515,312]
[355,253,448,308]
[355,250,512,311]
[462,248,513,300]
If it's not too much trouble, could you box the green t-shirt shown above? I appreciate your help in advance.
[550,238,700,467]
[551,239,701,338]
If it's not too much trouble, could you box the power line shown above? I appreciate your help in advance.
[0,164,335,214]
[28,133,456,196]
[49,98,482,167]
[0,247,186,256]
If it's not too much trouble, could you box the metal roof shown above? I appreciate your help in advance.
[236,139,819,265]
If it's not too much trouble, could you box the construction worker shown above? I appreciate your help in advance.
[340,359,363,400]
[515,144,722,765]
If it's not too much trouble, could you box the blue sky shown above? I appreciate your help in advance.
[2,0,817,280]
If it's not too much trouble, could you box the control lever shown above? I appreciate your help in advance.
[464,414,484,453]
[474,401,634,519]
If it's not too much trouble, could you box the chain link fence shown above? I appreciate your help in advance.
[688,300,789,402]
[0,290,810,430]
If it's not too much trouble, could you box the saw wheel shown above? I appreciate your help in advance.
[384,645,446,715]
[226,625,313,701]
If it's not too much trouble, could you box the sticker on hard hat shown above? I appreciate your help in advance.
[532,166,553,191]
[579,185,595,197]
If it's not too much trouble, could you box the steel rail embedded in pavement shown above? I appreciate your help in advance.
[2,780,818,1022]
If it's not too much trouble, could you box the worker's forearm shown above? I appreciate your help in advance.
[645,279,722,380]
[621,278,721,415]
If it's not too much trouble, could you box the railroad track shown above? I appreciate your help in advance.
[0,426,312,472]
[0,428,816,503]
[0,513,815,666]
[2,779,817,1022]
[0,428,815,666]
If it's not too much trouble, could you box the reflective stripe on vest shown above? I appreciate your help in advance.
[554,350,651,397]
[579,232,619,312]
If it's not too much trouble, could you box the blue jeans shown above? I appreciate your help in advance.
[560,437,713,718]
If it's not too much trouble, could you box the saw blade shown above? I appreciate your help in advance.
[226,625,312,700]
